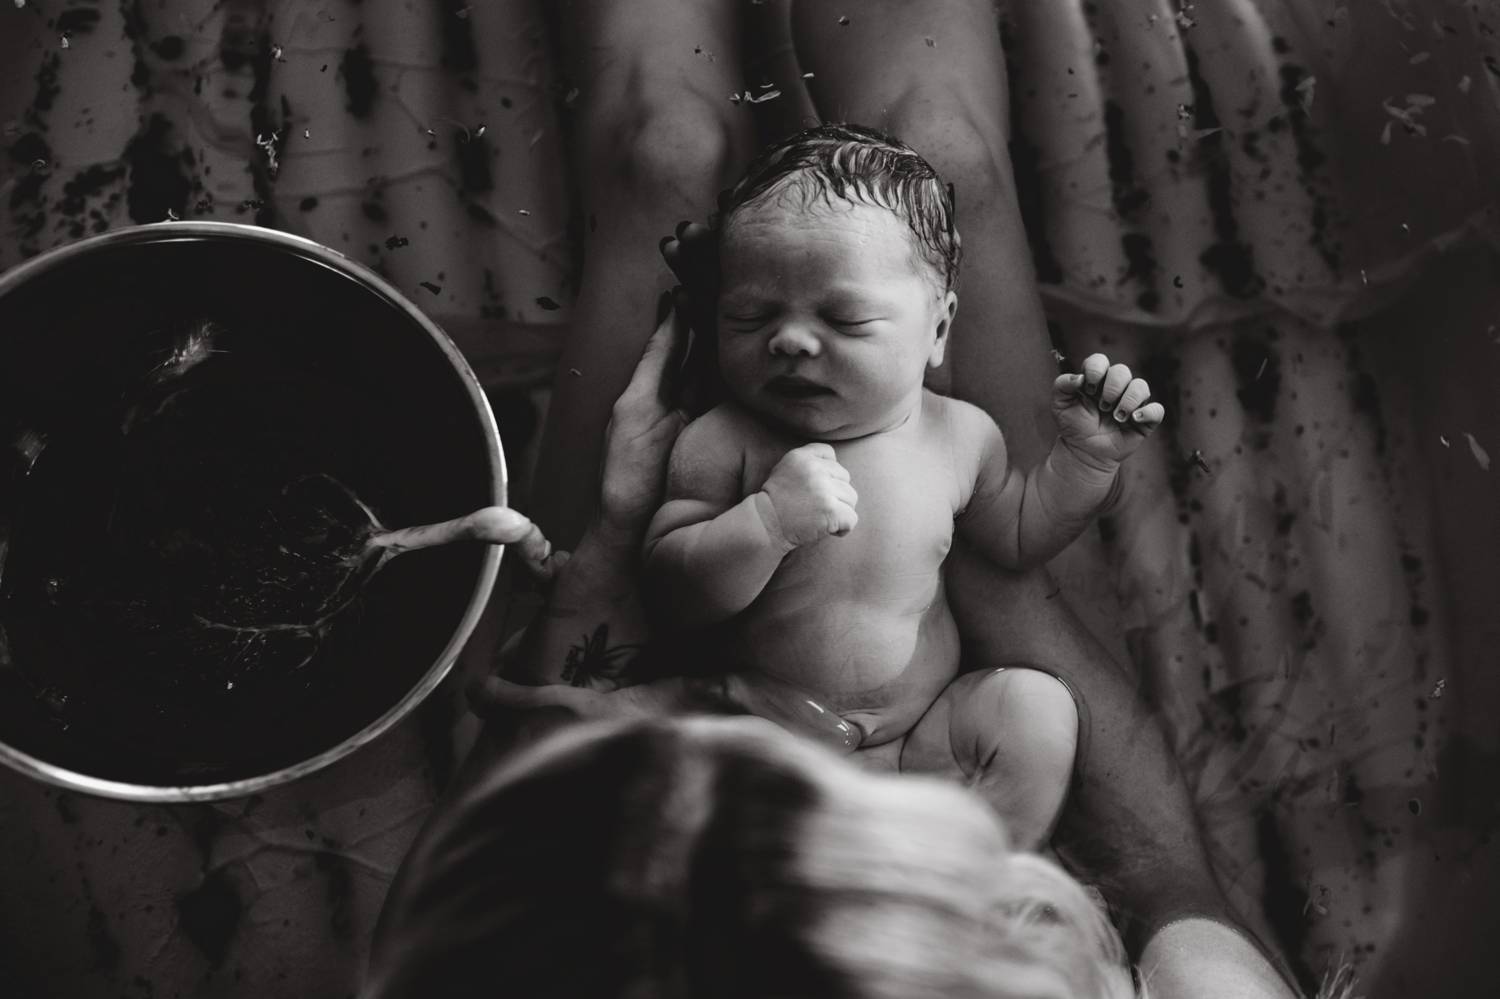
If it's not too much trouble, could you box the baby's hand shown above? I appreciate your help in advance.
[1052,353,1165,469]
[756,443,859,549]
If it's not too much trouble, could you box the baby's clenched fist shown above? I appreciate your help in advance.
[755,443,859,550]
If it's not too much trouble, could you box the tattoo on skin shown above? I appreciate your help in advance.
[561,623,642,688]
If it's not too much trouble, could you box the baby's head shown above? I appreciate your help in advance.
[711,124,962,440]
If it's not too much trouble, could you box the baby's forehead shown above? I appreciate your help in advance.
[723,193,945,288]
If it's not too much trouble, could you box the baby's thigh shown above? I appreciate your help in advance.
[899,666,1080,849]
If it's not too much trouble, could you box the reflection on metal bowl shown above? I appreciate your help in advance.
[0,223,504,801]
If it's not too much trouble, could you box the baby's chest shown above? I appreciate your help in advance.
[745,436,962,569]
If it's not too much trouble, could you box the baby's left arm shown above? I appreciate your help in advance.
[956,354,1163,568]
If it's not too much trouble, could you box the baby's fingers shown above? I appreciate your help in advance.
[1126,401,1166,433]
[828,500,859,538]
[1080,353,1110,396]
[1097,364,1133,412]
[1110,379,1153,424]
[1053,372,1087,398]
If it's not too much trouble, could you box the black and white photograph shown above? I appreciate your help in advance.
[0,2,1497,996]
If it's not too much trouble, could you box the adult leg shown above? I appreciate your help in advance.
[945,542,1298,997]
[789,0,1055,464]
[899,667,1079,851]
[532,0,755,549]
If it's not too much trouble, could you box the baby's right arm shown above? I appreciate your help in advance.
[643,409,857,626]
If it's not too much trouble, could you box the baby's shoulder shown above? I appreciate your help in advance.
[671,402,767,472]
[921,390,1002,450]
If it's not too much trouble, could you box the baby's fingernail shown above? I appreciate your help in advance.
[1115,409,1127,421]
[1133,409,1146,420]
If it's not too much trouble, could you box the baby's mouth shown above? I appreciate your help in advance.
[765,375,835,399]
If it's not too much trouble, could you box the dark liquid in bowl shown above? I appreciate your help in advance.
[0,236,496,787]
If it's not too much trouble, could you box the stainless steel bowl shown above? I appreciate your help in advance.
[0,222,505,801]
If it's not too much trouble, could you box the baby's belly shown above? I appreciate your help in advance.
[733,590,960,747]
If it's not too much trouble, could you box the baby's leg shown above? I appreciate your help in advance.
[531,0,756,548]
[789,0,1055,464]
[900,666,1079,850]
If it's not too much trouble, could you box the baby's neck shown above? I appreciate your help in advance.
[798,390,930,445]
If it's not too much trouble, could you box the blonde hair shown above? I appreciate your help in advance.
[365,716,1138,998]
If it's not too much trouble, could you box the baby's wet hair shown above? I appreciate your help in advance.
[713,123,962,293]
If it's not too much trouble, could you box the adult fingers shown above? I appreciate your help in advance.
[466,674,596,720]
[615,297,689,414]
[660,221,717,287]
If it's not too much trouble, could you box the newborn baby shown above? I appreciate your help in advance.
[643,124,1163,841]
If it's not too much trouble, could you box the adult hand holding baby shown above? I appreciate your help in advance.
[756,443,860,547]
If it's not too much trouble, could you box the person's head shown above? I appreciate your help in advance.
[365,715,1138,999]
[710,124,962,440]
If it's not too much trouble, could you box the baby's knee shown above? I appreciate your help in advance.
[969,667,1079,778]
[593,96,745,200]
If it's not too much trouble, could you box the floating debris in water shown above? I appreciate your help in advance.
[1188,449,1212,475]
[1431,677,1446,698]
[838,15,850,26]
[1296,75,1316,111]
[535,296,560,311]
[256,131,281,175]
[517,208,531,216]
[384,235,409,250]
[1303,881,1330,917]
[1464,432,1490,470]
[420,281,442,295]
[1050,349,1066,365]
[60,34,70,49]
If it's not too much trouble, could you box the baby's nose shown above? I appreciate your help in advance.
[767,323,821,357]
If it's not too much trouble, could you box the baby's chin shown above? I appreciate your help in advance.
[737,393,894,442]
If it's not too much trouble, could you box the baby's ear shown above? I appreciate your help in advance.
[927,290,958,369]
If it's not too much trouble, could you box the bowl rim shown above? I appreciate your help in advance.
[0,221,507,802]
